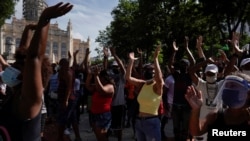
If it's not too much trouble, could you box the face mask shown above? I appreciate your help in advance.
[112,68,119,74]
[222,88,247,108]
[144,71,154,80]
[179,66,187,73]
[242,70,250,76]
[1,66,21,87]
[206,75,217,83]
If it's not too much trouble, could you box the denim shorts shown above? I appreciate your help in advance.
[90,112,112,131]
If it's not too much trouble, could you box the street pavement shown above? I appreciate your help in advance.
[44,111,136,141]
[70,112,135,141]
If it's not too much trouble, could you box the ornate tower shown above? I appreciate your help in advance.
[23,0,48,21]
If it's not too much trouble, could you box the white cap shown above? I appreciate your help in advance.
[205,64,218,73]
[240,58,250,67]
[112,61,118,66]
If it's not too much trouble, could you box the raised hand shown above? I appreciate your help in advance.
[184,36,189,48]
[103,47,109,57]
[137,48,143,55]
[109,47,116,56]
[128,52,138,60]
[172,40,178,52]
[40,2,73,21]
[218,49,228,62]
[231,32,243,54]
[185,86,203,110]
[196,35,203,49]
[154,44,161,59]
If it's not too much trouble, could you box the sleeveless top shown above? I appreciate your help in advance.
[137,82,162,115]
[91,91,113,114]
[0,94,41,141]
[207,109,250,140]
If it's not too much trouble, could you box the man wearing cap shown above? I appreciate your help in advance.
[189,62,224,141]
[108,47,126,141]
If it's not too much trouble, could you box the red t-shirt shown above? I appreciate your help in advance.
[91,91,113,114]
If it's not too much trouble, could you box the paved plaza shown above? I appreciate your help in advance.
[44,111,136,141]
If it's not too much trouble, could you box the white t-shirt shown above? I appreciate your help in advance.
[195,78,224,118]
[164,75,175,104]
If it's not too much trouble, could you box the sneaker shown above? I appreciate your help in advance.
[64,128,71,135]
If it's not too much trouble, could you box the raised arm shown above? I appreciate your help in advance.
[188,58,214,86]
[224,32,242,76]
[185,86,206,136]
[103,47,109,69]
[184,36,196,67]
[85,64,94,93]
[196,35,206,61]
[93,67,114,96]
[153,45,164,95]
[21,2,73,119]
[80,48,90,73]
[137,48,144,78]
[125,52,145,87]
[73,50,79,68]
[110,47,126,74]
[168,40,178,74]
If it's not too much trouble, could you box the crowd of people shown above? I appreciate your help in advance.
[0,2,250,141]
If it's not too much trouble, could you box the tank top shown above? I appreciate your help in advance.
[91,91,113,114]
[207,109,250,140]
[0,95,41,141]
[137,82,162,115]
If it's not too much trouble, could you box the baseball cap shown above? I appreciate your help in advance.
[180,59,190,67]
[217,75,249,109]
[112,61,118,66]
[205,64,218,73]
[240,58,250,67]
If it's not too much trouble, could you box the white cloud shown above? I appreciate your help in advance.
[7,0,118,57]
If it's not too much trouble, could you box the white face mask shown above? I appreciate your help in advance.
[206,75,217,83]
[242,70,250,76]
[1,66,21,87]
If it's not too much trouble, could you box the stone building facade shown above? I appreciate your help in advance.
[0,0,89,63]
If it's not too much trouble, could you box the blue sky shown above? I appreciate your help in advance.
[6,0,119,57]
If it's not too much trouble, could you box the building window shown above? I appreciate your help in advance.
[5,37,13,45]
[61,42,67,51]
[16,38,21,48]
[61,42,67,58]
[53,42,58,55]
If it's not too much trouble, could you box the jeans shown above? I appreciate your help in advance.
[135,117,161,141]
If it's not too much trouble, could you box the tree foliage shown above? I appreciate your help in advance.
[95,0,250,64]
[0,0,17,27]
